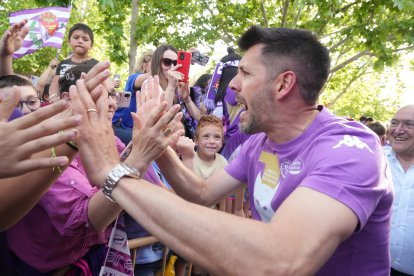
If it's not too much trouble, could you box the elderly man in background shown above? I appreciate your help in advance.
[385,105,414,276]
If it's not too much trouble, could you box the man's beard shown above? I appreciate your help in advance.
[239,84,273,135]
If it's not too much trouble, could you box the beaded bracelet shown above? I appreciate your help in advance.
[51,147,62,173]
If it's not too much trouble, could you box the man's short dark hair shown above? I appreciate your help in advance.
[58,64,94,95]
[238,26,330,104]
[68,23,94,46]
[0,75,33,89]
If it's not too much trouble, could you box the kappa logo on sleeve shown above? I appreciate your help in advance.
[333,135,373,153]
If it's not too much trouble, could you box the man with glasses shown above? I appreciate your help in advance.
[385,105,414,276]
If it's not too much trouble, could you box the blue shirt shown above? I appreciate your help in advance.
[385,147,414,275]
[112,73,141,128]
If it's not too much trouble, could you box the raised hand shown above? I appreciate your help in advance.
[166,64,184,89]
[126,75,184,170]
[0,19,29,57]
[69,78,120,186]
[177,82,190,101]
[0,86,81,177]
[175,136,196,161]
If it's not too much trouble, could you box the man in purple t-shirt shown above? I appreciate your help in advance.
[72,26,393,275]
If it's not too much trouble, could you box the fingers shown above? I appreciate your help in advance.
[171,64,182,71]
[155,104,182,131]
[151,75,161,102]
[11,99,71,129]
[0,86,20,122]
[14,156,70,176]
[19,114,81,143]
[18,129,78,157]
[75,80,98,117]
[143,101,169,127]
[84,61,110,92]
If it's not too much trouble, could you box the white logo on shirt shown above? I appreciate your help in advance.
[333,135,373,153]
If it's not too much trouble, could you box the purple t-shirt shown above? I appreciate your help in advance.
[225,107,393,275]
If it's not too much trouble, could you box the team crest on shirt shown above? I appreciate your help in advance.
[280,159,304,177]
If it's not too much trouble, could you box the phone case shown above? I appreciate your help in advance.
[177,51,191,83]
[117,91,132,108]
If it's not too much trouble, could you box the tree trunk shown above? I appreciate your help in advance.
[128,0,139,74]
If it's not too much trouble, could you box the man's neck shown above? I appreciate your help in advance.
[396,153,414,172]
[267,107,319,144]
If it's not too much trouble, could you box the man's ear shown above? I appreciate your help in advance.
[274,71,296,100]
[61,92,70,100]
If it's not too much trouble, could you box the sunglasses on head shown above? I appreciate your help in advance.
[161,58,177,67]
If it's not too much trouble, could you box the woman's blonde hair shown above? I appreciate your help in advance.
[133,50,153,74]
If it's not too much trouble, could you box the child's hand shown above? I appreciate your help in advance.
[0,19,29,57]
[176,136,196,160]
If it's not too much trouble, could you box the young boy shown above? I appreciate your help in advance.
[193,115,227,188]
[48,23,98,102]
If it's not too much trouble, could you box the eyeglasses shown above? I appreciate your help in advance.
[161,58,177,67]
[17,96,41,112]
[389,119,414,130]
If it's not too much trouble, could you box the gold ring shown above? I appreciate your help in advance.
[162,126,172,136]
[86,108,97,113]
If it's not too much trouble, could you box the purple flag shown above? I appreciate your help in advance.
[9,6,71,58]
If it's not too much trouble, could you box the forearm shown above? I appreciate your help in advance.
[233,188,245,217]
[157,147,209,204]
[48,76,60,99]
[35,68,54,95]
[111,178,292,275]
[183,98,201,121]
[164,86,176,108]
[87,191,123,232]
[134,73,149,90]
[0,144,76,230]
[0,55,13,76]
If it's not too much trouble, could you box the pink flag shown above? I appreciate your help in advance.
[9,6,71,58]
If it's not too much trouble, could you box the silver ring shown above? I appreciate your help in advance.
[86,108,97,113]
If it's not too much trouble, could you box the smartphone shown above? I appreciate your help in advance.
[117,91,132,108]
[177,51,191,83]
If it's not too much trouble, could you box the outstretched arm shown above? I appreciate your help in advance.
[0,19,29,76]
[70,77,359,275]
[35,58,58,97]
[0,90,82,230]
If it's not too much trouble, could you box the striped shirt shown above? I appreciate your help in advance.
[385,147,414,275]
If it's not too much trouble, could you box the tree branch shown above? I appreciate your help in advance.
[260,0,269,27]
[327,65,372,107]
[281,0,290,27]
[330,50,375,73]
[293,0,304,27]
[329,36,350,52]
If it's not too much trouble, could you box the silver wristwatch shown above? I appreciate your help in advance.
[102,163,141,202]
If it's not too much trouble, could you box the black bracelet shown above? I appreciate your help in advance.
[66,141,78,151]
